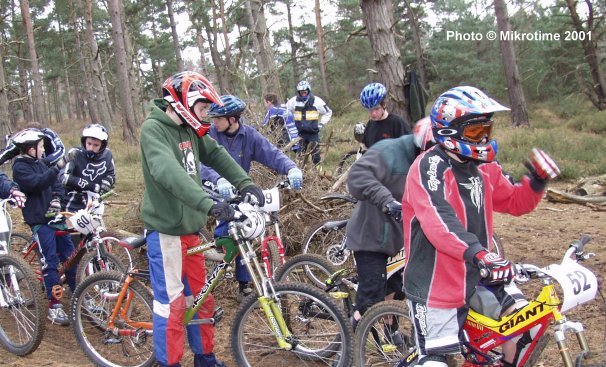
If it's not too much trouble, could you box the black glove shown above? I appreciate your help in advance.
[383,201,402,222]
[47,197,62,215]
[209,202,236,222]
[474,250,514,286]
[240,184,265,207]
[100,179,112,194]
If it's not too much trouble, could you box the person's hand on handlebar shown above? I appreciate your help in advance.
[474,250,513,285]
[240,184,265,207]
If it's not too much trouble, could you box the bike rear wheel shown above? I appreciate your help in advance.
[353,300,416,367]
[0,253,45,356]
[231,282,353,367]
[302,217,354,271]
[70,270,155,367]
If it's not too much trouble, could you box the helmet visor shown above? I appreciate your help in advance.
[462,122,493,143]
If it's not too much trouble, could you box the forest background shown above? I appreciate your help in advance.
[0,0,605,182]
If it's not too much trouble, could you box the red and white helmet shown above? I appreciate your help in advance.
[162,71,223,137]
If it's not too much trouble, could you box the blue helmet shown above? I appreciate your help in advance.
[360,82,387,110]
[207,95,246,118]
[430,86,509,162]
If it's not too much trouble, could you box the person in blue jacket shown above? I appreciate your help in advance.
[201,94,303,301]
[262,93,299,151]
[11,128,74,326]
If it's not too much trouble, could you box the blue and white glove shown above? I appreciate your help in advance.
[216,178,234,201]
[383,201,402,222]
[287,168,303,190]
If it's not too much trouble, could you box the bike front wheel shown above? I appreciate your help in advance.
[302,217,354,271]
[231,282,353,367]
[75,251,127,284]
[353,300,416,367]
[70,270,155,367]
[0,253,45,356]
[274,253,339,289]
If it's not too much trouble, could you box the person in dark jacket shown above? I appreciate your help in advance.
[402,86,560,367]
[202,94,303,302]
[345,117,434,330]
[61,123,115,212]
[11,128,74,326]
[359,82,411,149]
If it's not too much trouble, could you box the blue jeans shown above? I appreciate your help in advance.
[33,224,76,300]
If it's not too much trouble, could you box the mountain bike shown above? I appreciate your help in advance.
[69,196,353,367]
[7,191,126,296]
[0,198,46,356]
[353,235,603,367]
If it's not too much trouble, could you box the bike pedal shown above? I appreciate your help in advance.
[213,306,224,324]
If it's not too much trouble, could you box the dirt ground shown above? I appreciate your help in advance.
[2,188,606,367]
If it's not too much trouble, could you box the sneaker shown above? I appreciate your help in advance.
[48,304,70,326]
[84,298,104,314]
[236,287,253,303]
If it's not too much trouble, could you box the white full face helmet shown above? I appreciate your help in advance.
[236,203,266,240]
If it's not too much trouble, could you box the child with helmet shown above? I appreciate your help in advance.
[402,86,560,367]
[0,121,65,168]
[60,123,115,212]
[285,80,332,164]
[345,117,434,333]
[11,128,75,326]
[140,71,265,367]
[359,82,411,149]
[201,94,303,302]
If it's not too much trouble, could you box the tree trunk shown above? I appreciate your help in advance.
[19,0,47,125]
[73,85,84,120]
[120,0,142,124]
[57,18,74,120]
[16,43,33,123]
[67,0,99,123]
[107,0,138,144]
[196,29,208,75]
[285,0,299,87]
[218,0,232,92]
[166,0,184,72]
[0,40,11,138]
[246,0,283,100]
[314,0,329,97]
[200,0,228,92]
[493,0,529,127]
[53,78,63,124]
[360,0,410,123]
[404,0,428,91]
[565,0,606,110]
[83,0,113,126]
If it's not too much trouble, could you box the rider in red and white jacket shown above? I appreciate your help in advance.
[402,86,560,367]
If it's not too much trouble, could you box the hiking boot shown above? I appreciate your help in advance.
[48,304,70,326]
[236,287,253,303]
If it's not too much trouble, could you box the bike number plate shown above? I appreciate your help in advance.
[541,259,597,313]
[261,187,280,213]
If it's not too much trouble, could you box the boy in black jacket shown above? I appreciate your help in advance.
[12,128,74,326]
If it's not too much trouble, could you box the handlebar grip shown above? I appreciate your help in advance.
[100,190,115,200]
[570,235,591,252]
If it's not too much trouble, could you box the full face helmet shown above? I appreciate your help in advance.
[81,123,109,158]
[430,86,509,162]
[162,71,222,137]
[296,80,311,101]
[13,128,45,157]
[207,95,246,119]
[360,82,387,110]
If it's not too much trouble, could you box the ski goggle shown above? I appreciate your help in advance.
[462,122,493,143]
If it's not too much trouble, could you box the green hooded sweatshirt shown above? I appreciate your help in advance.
[140,99,253,235]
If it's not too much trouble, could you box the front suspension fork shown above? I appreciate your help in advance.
[554,319,590,367]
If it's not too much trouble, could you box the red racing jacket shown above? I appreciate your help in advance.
[402,146,544,308]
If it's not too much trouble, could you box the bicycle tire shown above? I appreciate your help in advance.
[8,232,33,255]
[0,253,46,356]
[265,239,282,279]
[75,251,127,285]
[336,149,359,176]
[302,216,354,271]
[231,282,353,367]
[274,253,339,289]
[353,300,415,367]
[70,270,155,367]
[523,332,550,367]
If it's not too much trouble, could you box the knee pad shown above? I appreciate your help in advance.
[416,355,448,367]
